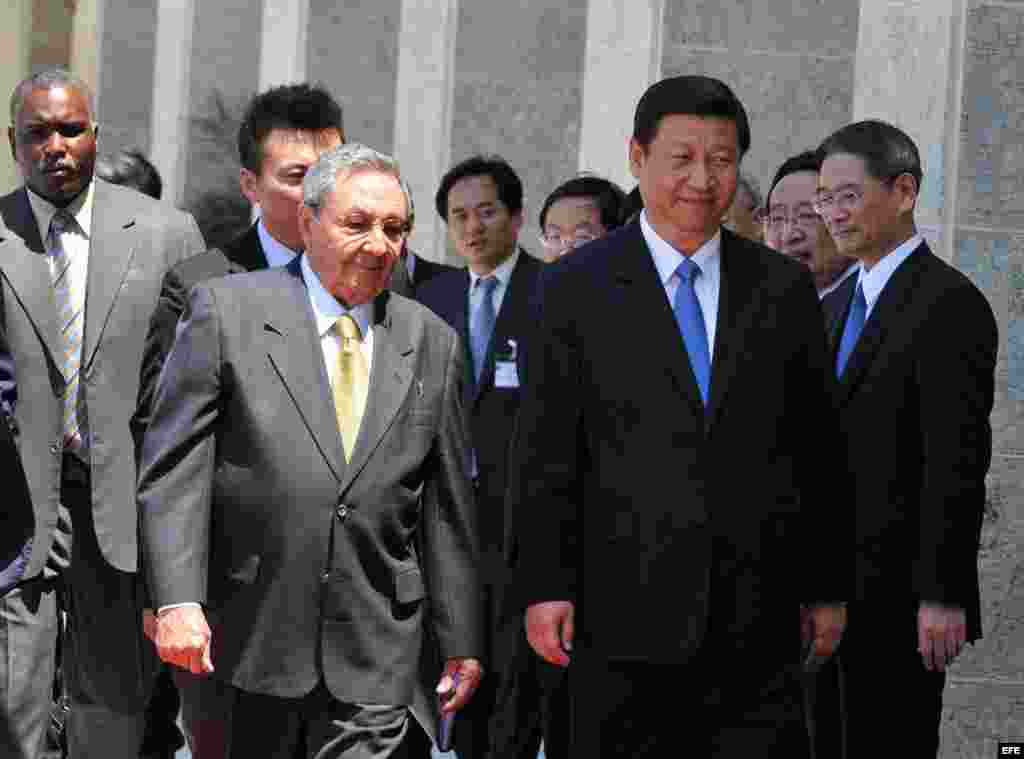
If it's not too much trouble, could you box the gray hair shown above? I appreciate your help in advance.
[9,68,97,126]
[735,171,763,211]
[303,143,415,229]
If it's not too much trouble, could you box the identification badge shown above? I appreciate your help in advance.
[494,339,520,388]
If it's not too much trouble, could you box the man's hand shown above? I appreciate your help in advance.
[155,606,214,675]
[142,608,157,643]
[436,657,484,713]
[806,604,847,659]
[525,601,574,667]
[918,603,966,672]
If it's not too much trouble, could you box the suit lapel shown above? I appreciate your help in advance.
[706,231,758,433]
[82,180,140,370]
[0,190,62,365]
[264,261,347,483]
[340,292,414,495]
[226,224,271,272]
[836,243,930,406]
[614,225,705,419]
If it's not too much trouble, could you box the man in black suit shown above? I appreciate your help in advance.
[138,143,484,758]
[416,155,543,758]
[132,82,344,759]
[763,151,857,335]
[815,120,997,757]
[509,75,850,758]
[389,241,456,299]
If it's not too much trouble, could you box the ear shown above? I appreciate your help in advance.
[628,138,645,179]
[8,126,17,163]
[239,167,260,206]
[892,172,918,215]
[509,208,524,237]
[298,205,316,250]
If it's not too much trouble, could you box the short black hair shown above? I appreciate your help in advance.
[539,175,628,231]
[817,120,922,192]
[435,155,523,221]
[766,150,822,209]
[96,149,163,199]
[633,75,751,156]
[237,83,344,173]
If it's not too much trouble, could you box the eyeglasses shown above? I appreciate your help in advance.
[811,188,865,217]
[765,208,821,231]
[539,232,599,251]
[336,216,410,245]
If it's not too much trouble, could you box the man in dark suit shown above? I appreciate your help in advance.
[0,68,205,758]
[815,120,997,757]
[388,242,456,299]
[763,150,857,336]
[509,75,850,758]
[416,155,542,759]
[138,143,484,758]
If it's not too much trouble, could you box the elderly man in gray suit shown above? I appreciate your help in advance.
[138,143,485,758]
[0,69,205,758]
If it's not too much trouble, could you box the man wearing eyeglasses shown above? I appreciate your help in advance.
[816,120,997,757]
[537,175,628,262]
[764,151,858,334]
[417,155,543,758]
[138,143,484,758]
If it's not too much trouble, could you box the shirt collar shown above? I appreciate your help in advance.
[469,247,520,289]
[27,180,95,242]
[857,233,923,311]
[299,254,373,340]
[258,218,301,268]
[640,210,721,286]
[818,261,859,300]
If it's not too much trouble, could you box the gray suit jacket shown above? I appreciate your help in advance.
[0,179,205,576]
[137,260,484,707]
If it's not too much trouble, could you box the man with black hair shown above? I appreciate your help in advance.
[817,119,997,757]
[537,175,627,261]
[509,75,849,758]
[134,81,344,759]
[417,155,543,758]
[95,149,164,201]
[764,150,857,332]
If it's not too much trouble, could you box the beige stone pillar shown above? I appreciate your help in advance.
[70,0,101,95]
[0,0,33,193]
[150,0,196,205]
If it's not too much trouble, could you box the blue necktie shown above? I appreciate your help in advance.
[470,276,498,383]
[836,282,867,378]
[673,259,711,405]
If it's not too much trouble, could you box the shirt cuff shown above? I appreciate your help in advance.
[157,602,202,615]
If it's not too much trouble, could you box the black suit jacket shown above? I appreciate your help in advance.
[418,251,543,570]
[829,242,996,640]
[821,268,858,336]
[137,260,483,705]
[389,249,457,299]
[508,223,849,662]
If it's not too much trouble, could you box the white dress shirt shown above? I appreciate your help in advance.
[640,210,720,360]
[158,255,373,615]
[257,218,301,268]
[857,233,923,321]
[468,247,519,320]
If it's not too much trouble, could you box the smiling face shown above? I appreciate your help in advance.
[300,168,406,307]
[765,171,822,267]
[241,128,342,251]
[629,114,739,253]
[9,84,97,206]
[446,174,522,275]
[817,152,917,268]
[541,195,606,261]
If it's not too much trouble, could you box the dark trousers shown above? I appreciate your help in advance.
[226,683,411,759]
[0,455,157,758]
[174,669,233,759]
[840,601,946,757]
[802,653,845,759]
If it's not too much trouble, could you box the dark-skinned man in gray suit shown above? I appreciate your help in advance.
[0,68,205,758]
[138,143,484,758]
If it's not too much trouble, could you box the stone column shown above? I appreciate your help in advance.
[393,0,460,264]
[0,0,32,192]
[577,0,665,193]
[853,2,1024,755]
[70,0,100,94]
[150,0,196,205]
[258,0,309,89]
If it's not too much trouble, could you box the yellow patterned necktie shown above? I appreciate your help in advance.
[333,314,369,460]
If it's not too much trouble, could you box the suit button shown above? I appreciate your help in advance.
[50,443,61,455]
[336,504,349,521]
[321,571,330,583]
